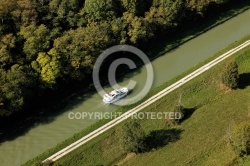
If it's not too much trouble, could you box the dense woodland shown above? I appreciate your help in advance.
[0,0,239,119]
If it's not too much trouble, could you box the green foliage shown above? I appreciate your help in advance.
[165,105,184,127]
[51,22,112,80]
[231,122,250,156]
[221,60,239,89]
[0,34,16,68]
[145,0,185,31]
[17,0,38,25]
[119,120,145,153]
[124,13,151,44]
[0,45,12,68]
[20,24,51,61]
[120,0,148,16]
[83,0,118,21]
[36,51,61,85]
[187,0,230,14]
[48,0,83,28]
[0,64,36,111]
[0,0,19,34]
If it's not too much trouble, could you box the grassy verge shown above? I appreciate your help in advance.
[23,4,250,166]
[55,38,250,166]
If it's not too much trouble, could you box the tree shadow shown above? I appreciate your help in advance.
[142,128,183,152]
[179,106,200,123]
[0,83,97,143]
[238,73,250,89]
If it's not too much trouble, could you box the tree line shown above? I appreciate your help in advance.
[0,0,236,117]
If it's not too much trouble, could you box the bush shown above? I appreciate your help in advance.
[230,122,250,156]
[119,120,145,153]
[165,105,184,127]
[221,60,239,89]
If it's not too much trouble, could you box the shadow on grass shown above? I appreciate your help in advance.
[180,106,200,123]
[238,73,250,89]
[143,128,183,152]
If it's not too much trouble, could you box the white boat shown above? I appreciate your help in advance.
[103,87,129,104]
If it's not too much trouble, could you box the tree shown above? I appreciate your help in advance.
[128,16,151,44]
[221,60,239,89]
[17,0,38,25]
[48,0,83,28]
[116,12,154,45]
[0,33,16,68]
[145,0,184,32]
[51,22,113,80]
[0,46,12,68]
[119,120,145,153]
[230,122,250,156]
[0,0,19,34]
[186,0,230,15]
[120,0,148,16]
[0,64,36,111]
[111,18,128,44]
[36,51,61,85]
[20,23,51,61]
[83,0,118,21]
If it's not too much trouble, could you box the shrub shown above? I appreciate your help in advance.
[230,122,250,156]
[165,105,184,127]
[221,60,239,89]
[119,120,145,153]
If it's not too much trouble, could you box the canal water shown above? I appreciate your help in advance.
[0,9,250,166]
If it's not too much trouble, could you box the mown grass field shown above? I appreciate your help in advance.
[53,39,250,165]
